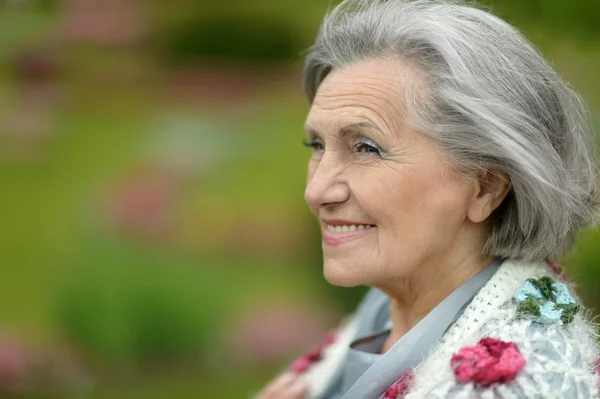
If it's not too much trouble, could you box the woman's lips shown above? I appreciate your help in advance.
[322,223,376,246]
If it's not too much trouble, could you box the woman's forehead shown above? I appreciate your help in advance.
[307,59,410,131]
[319,59,408,97]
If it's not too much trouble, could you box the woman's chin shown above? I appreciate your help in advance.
[323,263,363,287]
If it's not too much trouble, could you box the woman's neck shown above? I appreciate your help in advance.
[378,251,494,354]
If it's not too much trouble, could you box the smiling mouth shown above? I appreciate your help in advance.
[322,223,376,246]
[325,224,376,233]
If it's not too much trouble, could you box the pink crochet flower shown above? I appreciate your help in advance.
[451,338,526,387]
[383,372,414,399]
[289,330,337,374]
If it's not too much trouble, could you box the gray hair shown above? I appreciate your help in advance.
[303,0,599,261]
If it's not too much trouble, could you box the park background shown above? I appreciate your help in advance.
[0,0,599,397]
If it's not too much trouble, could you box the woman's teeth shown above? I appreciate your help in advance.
[326,224,375,233]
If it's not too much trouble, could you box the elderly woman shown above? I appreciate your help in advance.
[256,0,600,398]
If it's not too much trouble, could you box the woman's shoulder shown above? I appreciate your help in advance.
[407,259,600,398]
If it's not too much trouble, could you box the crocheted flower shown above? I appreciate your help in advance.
[514,276,579,325]
[451,338,526,387]
[289,330,337,373]
[383,372,414,399]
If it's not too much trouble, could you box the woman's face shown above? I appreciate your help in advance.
[304,58,480,289]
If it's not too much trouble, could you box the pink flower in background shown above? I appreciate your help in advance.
[451,338,525,387]
[165,70,259,104]
[0,332,92,397]
[223,302,335,366]
[0,47,61,165]
[0,333,32,395]
[106,167,179,240]
[61,0,146,46]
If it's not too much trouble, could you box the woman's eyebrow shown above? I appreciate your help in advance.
[303,121,384,137]
[339,121,383,137]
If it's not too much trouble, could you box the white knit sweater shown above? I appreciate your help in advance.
[304,259,600,398]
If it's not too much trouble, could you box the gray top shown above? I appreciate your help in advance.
[321,258,503,399]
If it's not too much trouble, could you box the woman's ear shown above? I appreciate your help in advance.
[467,170,511,224]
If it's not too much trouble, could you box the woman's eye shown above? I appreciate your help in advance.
[353,139,383,156]
[355,143,380,154]
[303,139,324,151]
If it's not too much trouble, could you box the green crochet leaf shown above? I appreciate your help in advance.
[517,296,541,317]
[527,276,556,302]
[555,303,580,325]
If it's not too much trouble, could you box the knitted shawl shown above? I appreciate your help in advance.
[297,259,600,398]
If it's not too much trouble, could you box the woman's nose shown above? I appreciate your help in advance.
[304,157,350,209]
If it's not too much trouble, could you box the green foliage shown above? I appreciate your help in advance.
[477,0,600,38]
[563,229,600,312]
[158,15,302,65]
[55,245,220,366]
[37,0,59,11]
[153,0,600,66]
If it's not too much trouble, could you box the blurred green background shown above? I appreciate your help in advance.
[0,0,598,398]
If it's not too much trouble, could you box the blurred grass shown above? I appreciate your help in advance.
[0,2,599,398]
[0,118,147,328]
